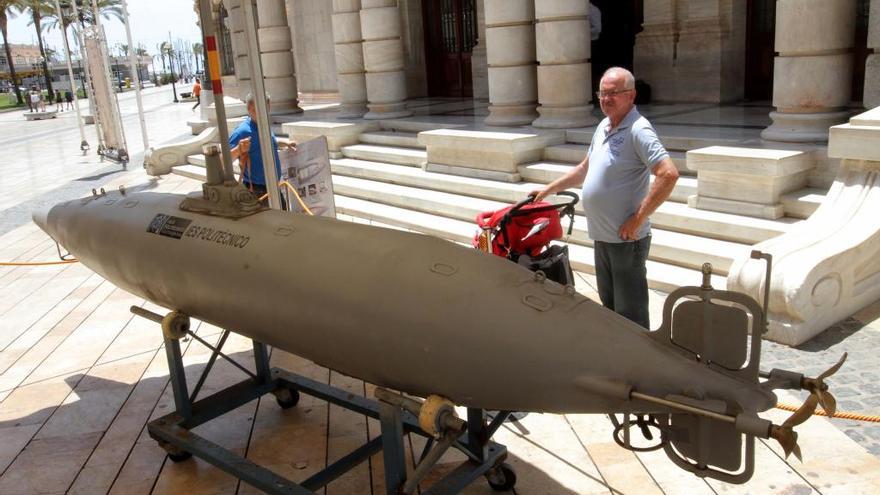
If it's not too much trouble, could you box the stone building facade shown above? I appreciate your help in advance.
[213,0,878,141]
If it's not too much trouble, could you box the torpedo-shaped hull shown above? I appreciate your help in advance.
[34,191,777,415]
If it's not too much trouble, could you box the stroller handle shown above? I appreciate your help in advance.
[510,191,579,215]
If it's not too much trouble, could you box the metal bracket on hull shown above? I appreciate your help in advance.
[132,306,511,494]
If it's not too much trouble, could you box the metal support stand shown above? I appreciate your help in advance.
[133,307,512,494]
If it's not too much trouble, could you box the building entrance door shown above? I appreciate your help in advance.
[745,0,776,101]
[422,0,478,97]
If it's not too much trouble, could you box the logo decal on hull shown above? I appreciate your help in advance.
[184,225,251,249]
[147,214,192,240]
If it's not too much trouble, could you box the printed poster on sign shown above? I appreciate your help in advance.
[279,135,337,218]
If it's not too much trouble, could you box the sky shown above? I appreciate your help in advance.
[5,0,202,57]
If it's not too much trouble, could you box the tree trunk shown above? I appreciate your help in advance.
[32,12,54,96]
[0,15,24,105]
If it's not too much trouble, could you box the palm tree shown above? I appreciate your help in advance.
[192,41,202,74]
[20,0,55,97]
[0,0,25,105]
[42,0,123,36]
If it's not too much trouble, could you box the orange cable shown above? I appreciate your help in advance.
[775,403,880,423]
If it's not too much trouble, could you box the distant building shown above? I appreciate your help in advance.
[1,42,151,93]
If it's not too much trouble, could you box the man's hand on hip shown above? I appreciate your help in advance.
[618,213,645,241]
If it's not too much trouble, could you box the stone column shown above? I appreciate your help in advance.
[484,0,538,126]
[865,0,879,109]
[359,0,412,119]
[532,0,595,128]
[762,0,856,142]
[228,0,251,100]
[471,0,489,99]
[332,0,368,117]
[256,0,302,114]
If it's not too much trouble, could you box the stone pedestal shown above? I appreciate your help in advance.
[687,146,814,219]
[729,106,880,346]
[281,121,378,158]
[257,0,302,114]
[360,0,412,119]
[419,129,564,182]
[762,0,856,142]
[332,0,368,117]
[865,0,880,109]
[532,0,596,128]
[484,0,538,126]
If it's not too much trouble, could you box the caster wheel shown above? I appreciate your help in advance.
[168,450,192,463]
[486,463,516,491]
[274,387,300,409]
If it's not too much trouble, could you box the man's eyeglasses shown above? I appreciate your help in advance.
[596,89,633,99]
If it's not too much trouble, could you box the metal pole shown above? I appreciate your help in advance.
[241,0,282,209]
[53,0,88,152]
[120,0,149,150]
[70,0,104,149]
[197,0,234,181]
[92,0,129,159]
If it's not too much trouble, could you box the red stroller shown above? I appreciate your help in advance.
[474,192,579,286]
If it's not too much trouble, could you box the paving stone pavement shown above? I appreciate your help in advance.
[6,86,879,463]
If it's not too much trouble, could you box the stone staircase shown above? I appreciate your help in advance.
[172,120,831,293]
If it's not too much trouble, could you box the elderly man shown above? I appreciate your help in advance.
[533,67,678,328]
[229,93,295,206]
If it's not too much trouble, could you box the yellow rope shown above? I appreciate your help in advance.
[775,403,880,423]
[0,259,78,266]
[258,181,315,216]
[279,180,315,216]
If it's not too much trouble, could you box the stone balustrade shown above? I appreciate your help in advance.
[728,106,880,346]
[145,118,245,175]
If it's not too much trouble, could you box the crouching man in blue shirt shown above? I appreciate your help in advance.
[532,67,679,329]
[229,93,295,207]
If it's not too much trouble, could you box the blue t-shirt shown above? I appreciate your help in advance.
[582,106,669,243]
[228,116,281,187]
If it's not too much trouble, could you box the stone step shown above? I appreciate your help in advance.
[334,195,726,292]
[781,187,825,219]
[566,127,746,151]
[340,143,427,167]
[181,154,245,176]
[332,175,750,274]
[359,131,422,149]
[543,143,586,163]
[517,161,697,203]
[171,164,213,182]
[379,119,463,133]
[330,157,793,245]
[187,154,205,166]
[543,144,691,175]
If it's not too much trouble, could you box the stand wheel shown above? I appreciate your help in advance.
[274,386,300,409]
[167,450,192,463]
[486,463,516,491]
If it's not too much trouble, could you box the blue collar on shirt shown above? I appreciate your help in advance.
[605,106,641,136]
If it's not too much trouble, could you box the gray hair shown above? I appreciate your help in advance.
[244,92,271,105]
[601,67,635,90]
